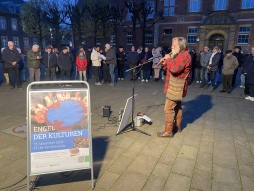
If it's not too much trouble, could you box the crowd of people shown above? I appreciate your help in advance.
[0,41,253,102]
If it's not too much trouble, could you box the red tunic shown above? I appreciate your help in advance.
[163,50,192,97]
[76,57,88,71]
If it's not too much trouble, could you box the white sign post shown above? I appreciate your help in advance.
[26,81,94,190]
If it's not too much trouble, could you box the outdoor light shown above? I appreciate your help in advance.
[196,38,200,42]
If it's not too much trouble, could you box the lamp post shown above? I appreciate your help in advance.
[50,28,53,45]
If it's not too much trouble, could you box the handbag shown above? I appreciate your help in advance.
[166,72,190,101]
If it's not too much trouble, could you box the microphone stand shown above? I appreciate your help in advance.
[119,58,153,136]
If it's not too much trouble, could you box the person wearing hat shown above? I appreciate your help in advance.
[42,45,57,81]
[57,46,72,82]
[117,46,125,80]
[219,50,239,94]
[232,46,244,87]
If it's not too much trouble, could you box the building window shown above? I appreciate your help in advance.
[11,18,18,31]
[1,36,8,47]
[145,30,153,45]
[146,1,155,18]
[163,29,172,35]
[33,38,37,45]
[187,27,198,44]
[23,38,29,48]
[214,0,226,10]
[237,26,251,44]
[9,5,15,13]
[0,17,6,30]
[164,0,175,16]
[242,0,254,9]
[13,37,19,47]
[110,32,116,45]
[126,32,133,45]
[189,0,200,12]
[96,37,100,45]
[42,39,46,48]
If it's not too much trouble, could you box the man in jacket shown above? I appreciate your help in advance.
[2,41,21,89]
[85,47,92,81]
[243,47,254,101]
[57,46,72,81]
[126,46,140,80]
[200,46,212,88]
[27,44,41,82]
[42,45,57,81]
[207,46,221,91]
[91,46,102,85]
[232,46,244,87]
[157,37,191,138]
[219,50,239,94]
[117,46,125,80]
[104,44,117,86]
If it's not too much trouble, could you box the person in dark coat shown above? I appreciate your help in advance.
[85,47,92,81]
[232,46,244,87]
[2,41,21,89]
[140,47,153,82]
[117,46,125,80]
[195,51,202,83]
[243,47,254,101]
[57,46,72,82]
[207,46,221,91]
[42,45,57,81]
[126,46,140,80]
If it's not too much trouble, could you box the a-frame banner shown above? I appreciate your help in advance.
[26,81,94,190]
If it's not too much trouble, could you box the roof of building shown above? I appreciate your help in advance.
[0,0,24,14]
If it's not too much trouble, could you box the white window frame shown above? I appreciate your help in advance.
[1,36,8,47]
[189,0,201,12]
[13,37,19,47]
[187,27,198,44]
[242,0,254,9]
[237,26,251,44]
[164,0,175,16]
[11,18,18,31]
[214,0,226,10]
[23,38,29,48]
[145,30,153,45]
[126,32,133,45]
[0,17,6,30]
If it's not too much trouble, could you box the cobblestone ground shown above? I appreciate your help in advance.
[0,71,254,191]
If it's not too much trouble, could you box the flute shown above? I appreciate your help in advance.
[154,52,172,67]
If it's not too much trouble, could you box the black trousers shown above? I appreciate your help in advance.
[210,71,216,87]
[118,64,125,78]
[45,68,56,81]
[232,68,238,86]
[222,74,233,91]
[8,67,21,87]
[93,66,100,83]
[60,70,71,80]
[103,65,110,83]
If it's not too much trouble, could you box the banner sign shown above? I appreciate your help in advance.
[28,89,91,175]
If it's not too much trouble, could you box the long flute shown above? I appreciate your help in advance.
[154,52,172,67]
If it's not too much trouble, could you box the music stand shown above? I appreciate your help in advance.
[116,60,151,136]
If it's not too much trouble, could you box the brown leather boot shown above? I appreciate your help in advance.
[175,116,182,133]
[157,123,173,138]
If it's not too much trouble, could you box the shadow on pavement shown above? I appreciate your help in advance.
[181,94,213,130]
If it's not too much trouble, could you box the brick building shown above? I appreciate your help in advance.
[86,0,254,53]
[0,0,47,52]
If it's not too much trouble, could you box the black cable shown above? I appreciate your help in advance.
[0,175,27,190]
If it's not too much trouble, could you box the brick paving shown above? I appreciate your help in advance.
[0,72,254,191]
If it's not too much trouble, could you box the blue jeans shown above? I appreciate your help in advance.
[201,67,208,86]
[143,70,150,80]
[109,64,116,85]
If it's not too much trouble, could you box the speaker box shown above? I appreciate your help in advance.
[103,105,111,117]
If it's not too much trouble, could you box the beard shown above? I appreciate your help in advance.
[171,48,180,58]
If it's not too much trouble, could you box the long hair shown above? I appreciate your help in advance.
[172,37,187,52]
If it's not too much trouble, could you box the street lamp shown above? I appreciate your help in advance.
[49,28,53,45]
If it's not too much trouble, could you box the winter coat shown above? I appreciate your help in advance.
[222,55,239,75]
[2,48,20,68]
[57,51,72,71]
[232,51,244,67]
[76,56,88,71]
[105,47,117,64]
[42,52,57,68]
[126,51,140,65]
[117,51,125,65]
[91,48,101,67]
[140,51,153,70]
[152,53,162,69]
[200,51,212,68]
[27,50,41,69]
[208,52,221,72]
[243,54,254,84]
